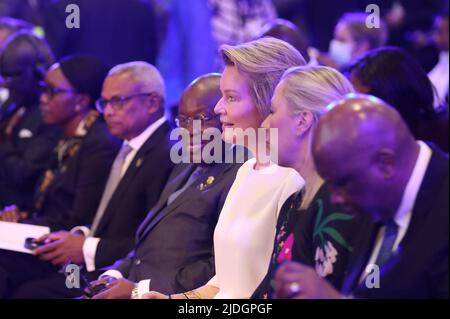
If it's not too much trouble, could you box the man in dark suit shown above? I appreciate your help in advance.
[79,73,245,299]
[0,31,62,210]
[273,94,448,299]
[0,61,174,298]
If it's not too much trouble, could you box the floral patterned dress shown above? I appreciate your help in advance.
[251,183,364,299]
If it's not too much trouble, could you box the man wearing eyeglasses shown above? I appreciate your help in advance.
[0,31,62,211]
[4,61,175,299]
[12,73,245,299]
[0,54,122,298]
[82,73,246,300]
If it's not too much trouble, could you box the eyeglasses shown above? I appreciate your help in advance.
[1,70,26,83]
[40,82,78,99]
[96,93,156,113]
[174,113,218,127]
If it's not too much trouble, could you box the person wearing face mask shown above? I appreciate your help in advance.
[311,12,388,70]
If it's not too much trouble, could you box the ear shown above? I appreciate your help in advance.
[75,94,91,112]
[374,148,395,179]
[294,111,315,137]
[354,40,370,58]
[146,94,162,114]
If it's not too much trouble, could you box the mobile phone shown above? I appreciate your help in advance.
[24,237,46,250]
[84,283,108,298]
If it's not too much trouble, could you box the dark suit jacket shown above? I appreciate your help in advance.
[30,118,121,231]
[109,159,242,294]
[0,105,62,209]
[341,145,449,299]
[93,122,175,269]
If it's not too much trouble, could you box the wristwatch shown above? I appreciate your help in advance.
[131,284,139,299]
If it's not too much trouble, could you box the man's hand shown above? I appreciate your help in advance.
[91,278,136,299]
[273,262,342,299]
[83,276,117,298]
[32,231,86,266]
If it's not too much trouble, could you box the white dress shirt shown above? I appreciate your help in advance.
[71,117,167,272]
[360,141,432,282]
[428,51,449,109]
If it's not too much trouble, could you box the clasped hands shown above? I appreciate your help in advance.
[271,262,343,299]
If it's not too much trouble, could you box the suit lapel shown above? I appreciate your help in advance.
[391,146,448,254]
[135,164,196,239]
[137,162,235,242]
[94,122,170,234]
[341,217,379,295]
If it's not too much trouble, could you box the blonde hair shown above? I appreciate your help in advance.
[108,61,166,101]
[279,66,354,209]
[280,65,354,120]
[220,37,306,118]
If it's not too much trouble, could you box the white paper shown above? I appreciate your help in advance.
[0,221,50,254]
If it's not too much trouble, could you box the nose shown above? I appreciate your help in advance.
[40,91,49,105]
[103,103,115,117]
[261,115,271,130]
[214,97,225,115]
[186,121,202,136]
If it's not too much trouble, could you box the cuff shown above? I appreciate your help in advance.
[71,226,91,237]
[83,237,100,272]
[135,279,151,299]
[100,270,123,280]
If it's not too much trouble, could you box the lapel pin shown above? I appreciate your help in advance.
[136,158,143,168]
[199,176,215,191]
[206,176,215,185]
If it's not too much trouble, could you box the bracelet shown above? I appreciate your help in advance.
[183,291,200,299]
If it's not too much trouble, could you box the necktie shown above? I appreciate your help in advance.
[374,219,399,268]
[90,143,132,235]
[167,166,204,206]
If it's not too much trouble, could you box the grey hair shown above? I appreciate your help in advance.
[220,37,306,118]
[279,65,355,121]
[108,61,166,101]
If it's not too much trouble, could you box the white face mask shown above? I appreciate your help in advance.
[0,87,9,105]
[329,39,353,66]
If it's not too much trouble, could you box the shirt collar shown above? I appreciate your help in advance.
[439,50,449,65]
[126,116,167,152]
[394,141,432,228]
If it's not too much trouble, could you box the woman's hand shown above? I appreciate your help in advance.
[142,291,170,299]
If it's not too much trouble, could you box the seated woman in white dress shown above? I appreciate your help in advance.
[145,37,306,299]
